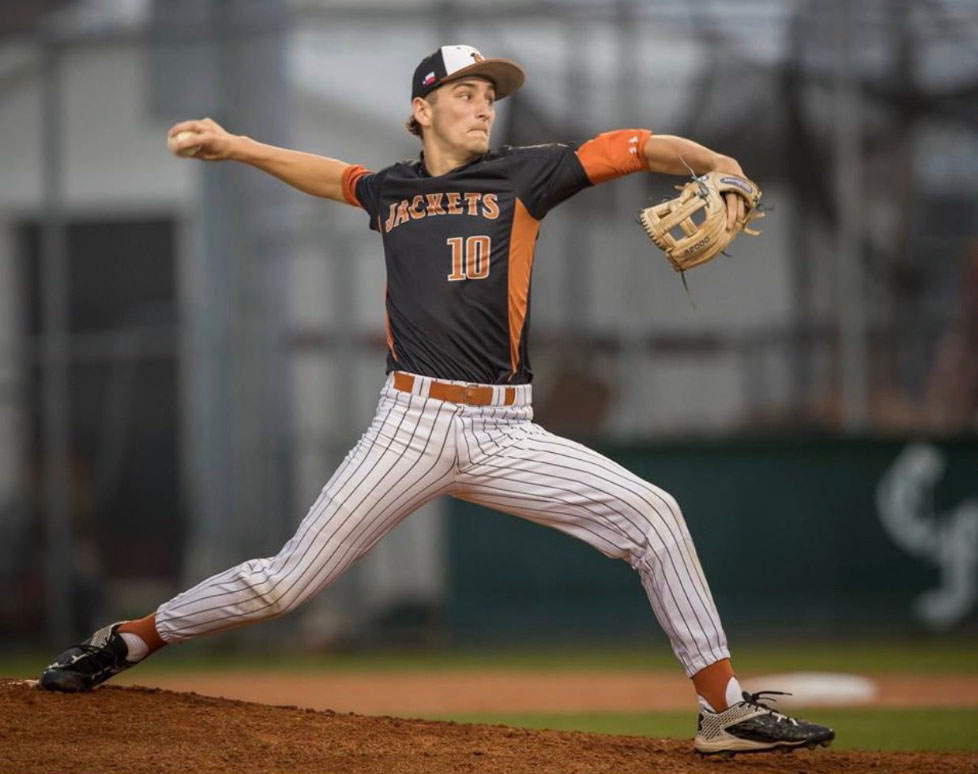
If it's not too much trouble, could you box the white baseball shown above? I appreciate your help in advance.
[168,130,202,158]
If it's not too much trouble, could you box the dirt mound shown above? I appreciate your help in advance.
[1,678,973,774]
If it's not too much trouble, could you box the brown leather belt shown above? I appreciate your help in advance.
[393,372,516,407]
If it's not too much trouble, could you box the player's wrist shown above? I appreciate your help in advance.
[710,155,744,176]
[228,134,261,163]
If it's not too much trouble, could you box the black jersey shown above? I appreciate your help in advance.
[342,129,652,385]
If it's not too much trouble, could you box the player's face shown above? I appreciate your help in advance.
[429,78,496,156]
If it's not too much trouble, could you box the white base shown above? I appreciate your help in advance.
[743,672,878,707]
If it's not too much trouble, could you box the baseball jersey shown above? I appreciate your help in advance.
[341,129,652,385]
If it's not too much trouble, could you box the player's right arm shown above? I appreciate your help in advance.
[166,117,356,204]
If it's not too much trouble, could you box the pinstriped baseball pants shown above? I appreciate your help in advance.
[156,372,730,676]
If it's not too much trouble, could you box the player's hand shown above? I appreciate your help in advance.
[166,117,238,161]
[724,192,746,232]
[711,157,747,232]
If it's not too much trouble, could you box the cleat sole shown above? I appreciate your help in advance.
[695,739,834,757]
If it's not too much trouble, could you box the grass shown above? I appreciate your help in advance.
[425,708,978,752]
[4,638,977,676]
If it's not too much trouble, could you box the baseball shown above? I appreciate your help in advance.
[168,130,201,158]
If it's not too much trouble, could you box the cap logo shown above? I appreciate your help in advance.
[422,71,436,86]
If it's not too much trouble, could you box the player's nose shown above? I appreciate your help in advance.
[475,97,493,119]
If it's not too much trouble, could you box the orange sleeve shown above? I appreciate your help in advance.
[575,129,652,184]
[340,163,371,207]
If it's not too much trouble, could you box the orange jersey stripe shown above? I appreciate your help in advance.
[508,198,540,377]
[575,129,652,184]
[383,278,397,361]
[341,164,371,207]
[380,211,397,361]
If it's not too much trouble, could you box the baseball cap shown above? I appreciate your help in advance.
[412,44,525,101]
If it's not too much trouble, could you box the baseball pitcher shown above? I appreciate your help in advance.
[40,45,833,757]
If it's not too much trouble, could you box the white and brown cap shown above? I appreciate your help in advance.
[412,44,525,100]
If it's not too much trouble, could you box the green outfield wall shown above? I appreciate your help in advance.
[446,437,978,642]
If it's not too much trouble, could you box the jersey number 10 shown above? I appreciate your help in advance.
[446,236,491,281]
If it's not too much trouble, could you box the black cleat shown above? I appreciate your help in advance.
[694,690,835,756]
[38,622,136,692]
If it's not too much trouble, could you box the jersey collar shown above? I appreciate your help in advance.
[418,150,489,178]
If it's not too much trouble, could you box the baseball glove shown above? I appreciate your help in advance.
[637,171,764,273]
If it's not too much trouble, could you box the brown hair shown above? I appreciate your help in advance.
[405,115,423,137]
[404,90,438,138]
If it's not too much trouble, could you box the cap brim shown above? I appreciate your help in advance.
[439,58,525,99]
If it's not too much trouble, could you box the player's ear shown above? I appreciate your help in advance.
[412,96,434,131]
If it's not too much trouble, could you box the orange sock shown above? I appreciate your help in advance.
[691,658,737,712]
[118,613,166,657]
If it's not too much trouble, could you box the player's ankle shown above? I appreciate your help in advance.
[698,675,744,712]
[117,613,165,661]
[692,658,741,712]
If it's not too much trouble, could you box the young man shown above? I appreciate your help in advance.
[40,45,834,757]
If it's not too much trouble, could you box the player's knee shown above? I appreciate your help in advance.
[633,487,688,552]
[625,483,683,522]
[654,489,686,525]
[254,582,294,618]
[237,559,293,618]
[259,579,289,614]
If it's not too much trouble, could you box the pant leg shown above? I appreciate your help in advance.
[156,387,459,643]
[452,406,729,677]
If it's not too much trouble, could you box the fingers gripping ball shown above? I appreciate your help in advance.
[638,171,764,272]
[167,130,202,158]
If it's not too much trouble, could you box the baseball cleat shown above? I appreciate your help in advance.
[693,690,835,756]
[38,622,135,692]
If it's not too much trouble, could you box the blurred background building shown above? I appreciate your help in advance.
[1,0,976,652]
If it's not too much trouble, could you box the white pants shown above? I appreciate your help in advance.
[156,373,729,676]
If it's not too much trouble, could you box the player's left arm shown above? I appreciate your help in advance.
[642,134,748,231]
[641,134,743,178]
[575,130,748,230]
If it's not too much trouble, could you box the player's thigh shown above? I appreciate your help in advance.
[287,390,458,557]
[454,424,691,561]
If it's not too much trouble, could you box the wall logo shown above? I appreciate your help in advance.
[876,443,978,630]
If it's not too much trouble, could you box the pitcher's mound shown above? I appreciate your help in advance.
[0,678,970,774]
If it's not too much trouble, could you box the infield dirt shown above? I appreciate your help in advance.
[2,678,975,774]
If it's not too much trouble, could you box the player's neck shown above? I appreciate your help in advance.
[421,139,483,177]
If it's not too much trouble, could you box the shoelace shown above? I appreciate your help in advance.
[740,690,799,725]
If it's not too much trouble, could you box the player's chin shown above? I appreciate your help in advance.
[466,132,490,153]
